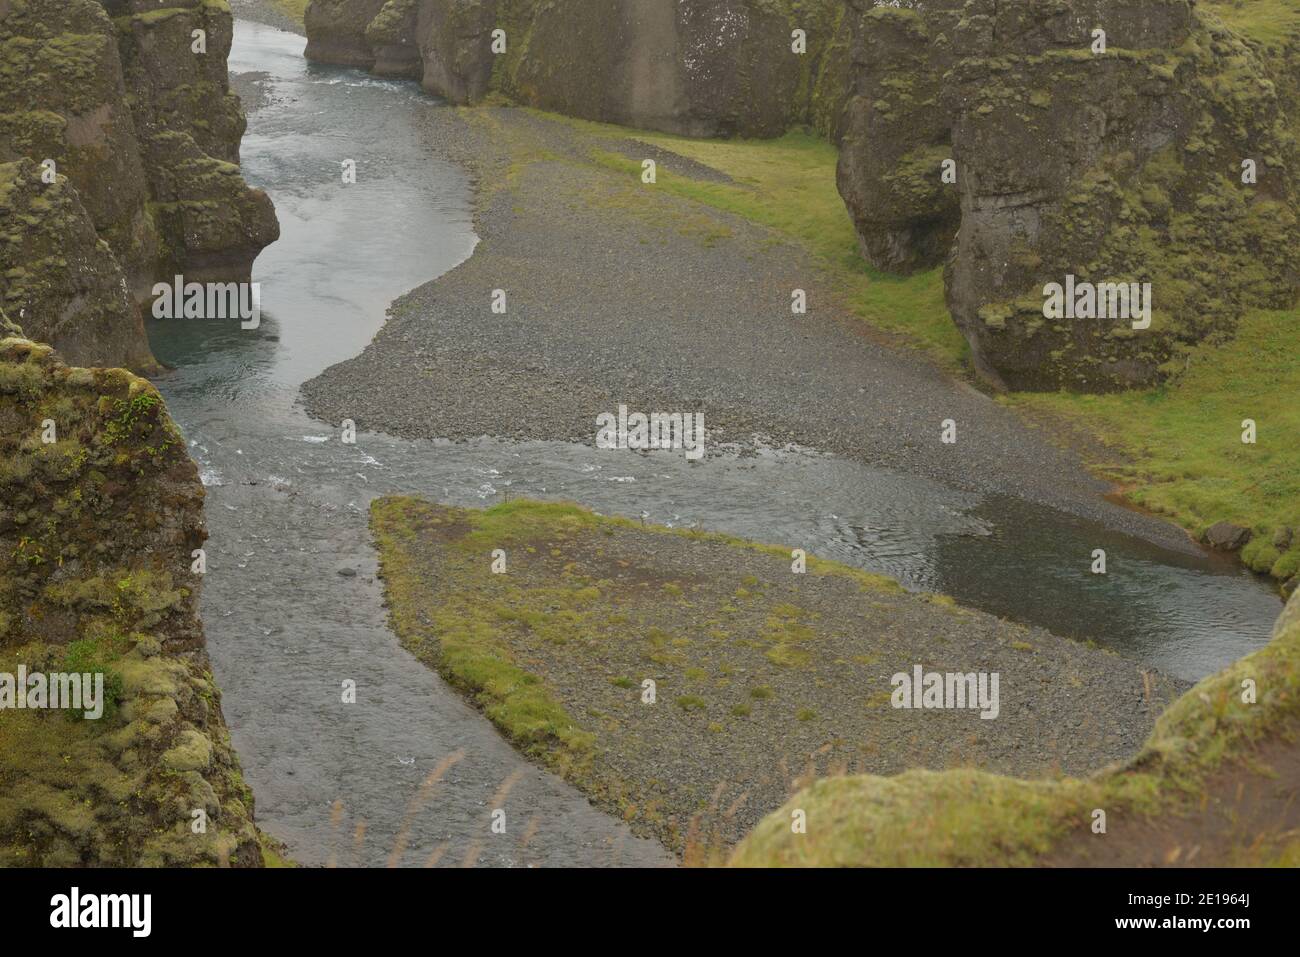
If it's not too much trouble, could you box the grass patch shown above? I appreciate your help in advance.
[59,634,127,717]
[1203,0,1300,45]
[582,132,965,368]
[370,498,597,777]
[269,0,310,24]
[1009,307,1300,580]
[258,833,295,868]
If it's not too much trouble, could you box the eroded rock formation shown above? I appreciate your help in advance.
[305,0,851,138]
[0,0,279,370]
[837,0,1300,391]
[0,330,261,866]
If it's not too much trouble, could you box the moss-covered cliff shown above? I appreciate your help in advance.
[836,0,1300,392]
[305,0,851,138]
[0,328,261,866]
[0,0,279,371]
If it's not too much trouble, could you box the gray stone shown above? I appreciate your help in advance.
[1204,522,1253,552]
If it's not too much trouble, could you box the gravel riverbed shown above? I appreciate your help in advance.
[300,104,1199,553]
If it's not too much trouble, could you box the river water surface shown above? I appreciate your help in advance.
[146,20,1282,866]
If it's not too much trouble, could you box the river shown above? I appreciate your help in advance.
[144,19,1282,866]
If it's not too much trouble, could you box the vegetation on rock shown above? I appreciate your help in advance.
[836,0,1300,392]
[0,330,262,866]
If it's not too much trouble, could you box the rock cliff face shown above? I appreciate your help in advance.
[0,329,261,866]
[305,0,851,138]
[0,0,279,371]
[0,159,148,372]
[837,0,1300,391]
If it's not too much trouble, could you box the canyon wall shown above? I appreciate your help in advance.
[0,0,279,371]
[837,0,1300,391]
[305,0,852,139]
[0,329,262,866]
[0,0,274,866]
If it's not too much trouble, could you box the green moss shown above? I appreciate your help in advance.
[258,832,295,867]
[0,360,46,397]
[59,635,126,716]
[1272,549,1300,580]
[1243,538,1282,574]
[1,338,256,867]
[366,0,416,43]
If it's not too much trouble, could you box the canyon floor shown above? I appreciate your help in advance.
[235,0,1253,558]
[298,100,1202,554]
[218,2,1288,866]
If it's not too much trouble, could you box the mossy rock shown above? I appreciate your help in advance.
[0,339,262,867]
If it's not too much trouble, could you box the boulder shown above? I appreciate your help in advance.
[1203,521,1253,552]
[305,0,390,67]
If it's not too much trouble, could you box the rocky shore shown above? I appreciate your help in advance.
[230,0,307,35]
[733,588,1300,867]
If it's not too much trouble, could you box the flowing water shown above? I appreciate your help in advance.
[145,19,1282,866]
